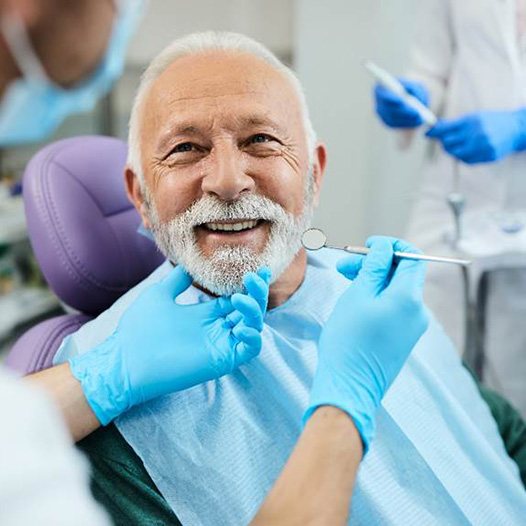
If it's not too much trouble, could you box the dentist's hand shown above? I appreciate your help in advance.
[426,109,526,164]
[69,266,270,425]
[305,237,429,452]
[374,79,430,128]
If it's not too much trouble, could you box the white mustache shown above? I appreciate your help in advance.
[179,194,291,228]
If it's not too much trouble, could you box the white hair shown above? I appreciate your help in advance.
[127,31,317,184]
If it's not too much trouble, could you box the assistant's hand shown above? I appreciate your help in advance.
[70,266,270,425]
[426,109,526,164]
[374,79,430,128]
[305,237,429,452]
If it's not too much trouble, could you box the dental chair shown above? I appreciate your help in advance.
[4,136,164,375]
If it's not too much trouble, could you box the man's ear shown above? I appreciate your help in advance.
[311,143,327,208]
[125,166,151,229]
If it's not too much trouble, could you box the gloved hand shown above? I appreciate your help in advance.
[426,108,526,164]
[304,237,429,453]
[374,79,430,128]
[70,265,271,425]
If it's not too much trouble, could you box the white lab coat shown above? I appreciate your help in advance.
[405,0,526,414]
[0,367,109,525]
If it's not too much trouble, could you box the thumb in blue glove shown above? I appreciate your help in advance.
[426,108,526,164]
[374,78,430,128]
[70,265,271,425]
[304,236,429,453]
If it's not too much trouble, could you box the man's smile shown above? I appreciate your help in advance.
[204,219,262,232]
[194,219,271,251]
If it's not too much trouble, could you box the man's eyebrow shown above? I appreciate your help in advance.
[238,114,286,135]
[156,122,201,153]
[156,114,287,154]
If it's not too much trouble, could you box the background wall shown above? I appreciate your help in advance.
[126,0,294,65]
[295,0,426,245]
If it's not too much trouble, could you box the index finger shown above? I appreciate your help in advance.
[426,118,465,139]
[383,239,427,300]
[375,84,406,106]
[352,236,395,295]
[243,271,270,314]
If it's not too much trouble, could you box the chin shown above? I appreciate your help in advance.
[176,245,260,296]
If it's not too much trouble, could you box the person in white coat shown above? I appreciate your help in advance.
[374,0,526,415]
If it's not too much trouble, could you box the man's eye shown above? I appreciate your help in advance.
[249,134,273,144]
[173,142,195,153]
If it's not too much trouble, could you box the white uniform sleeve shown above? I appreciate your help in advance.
[407,0,454,114]
[0,367,110,526]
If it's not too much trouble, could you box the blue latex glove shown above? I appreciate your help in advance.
[426,109,526,164]
[374,79,430,128]
[70,265,271,425]
[304,237,429,453]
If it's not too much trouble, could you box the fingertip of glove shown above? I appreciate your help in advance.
[235,338,261,363]
[336,255,364,276]
[365,236,394,253]
[257,267,272,284]
[166,264,191,283]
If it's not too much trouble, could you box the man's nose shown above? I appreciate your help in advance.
[201,147,255,201]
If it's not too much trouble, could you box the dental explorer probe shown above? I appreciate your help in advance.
[302,228,471,267]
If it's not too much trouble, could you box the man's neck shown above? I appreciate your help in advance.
[267,249,308,309]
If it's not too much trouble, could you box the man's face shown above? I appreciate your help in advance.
[130,51,325,295]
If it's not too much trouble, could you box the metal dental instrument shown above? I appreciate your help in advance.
[302,228,471,266]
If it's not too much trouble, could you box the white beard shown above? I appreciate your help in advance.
[147,186,314,296]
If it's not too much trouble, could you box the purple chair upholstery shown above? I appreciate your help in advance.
[5,314,90,375]
[5,136,164,375]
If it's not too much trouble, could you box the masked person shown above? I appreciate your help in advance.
[374,0,526,413]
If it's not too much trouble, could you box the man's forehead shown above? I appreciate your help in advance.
[145,51,300,117]
[141,52,305,152]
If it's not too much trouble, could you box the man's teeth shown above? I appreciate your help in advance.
[205,220,259,232]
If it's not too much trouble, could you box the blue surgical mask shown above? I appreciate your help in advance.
[0,0,144,147]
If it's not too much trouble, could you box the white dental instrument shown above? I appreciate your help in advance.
[302,228,471,266]
[363,60,438,126]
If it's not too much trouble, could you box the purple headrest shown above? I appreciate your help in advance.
[23,135,164,315]
[5,314,91,375]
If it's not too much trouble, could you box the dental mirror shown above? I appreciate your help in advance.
[301,228,327,251]
[301,228,471,266]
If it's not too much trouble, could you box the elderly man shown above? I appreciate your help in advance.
[34,32,526,524]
